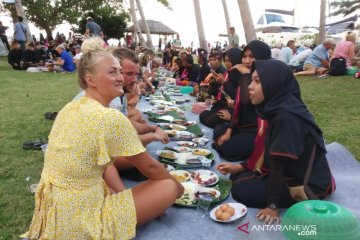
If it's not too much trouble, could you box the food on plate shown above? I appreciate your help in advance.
[170,124,187,131]
[177,141,197,147]
[191,170,218,186]
[215,203,235,221]
[157,150,177,160]
[165,130,177,138]
[170,170,190,182]
[186,158,202,164]
[178,132,194,139]
[192,148,211,156]
[220,203,230,211]
[171,146,191,153]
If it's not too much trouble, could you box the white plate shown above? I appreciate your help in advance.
[192,148,212,157]
[192,137,210,145]
[157,115,175,122]
[156,150,177,160]
[163,163,175,172]
[210,203,248,223]
[185,155,207,164]
[177,141,197,147]
[195,187,221,199]
[190,169,219,186]
[172,146,191,153]
[170,170,191,182]
[169,124,187,131]
[176,131,195,139]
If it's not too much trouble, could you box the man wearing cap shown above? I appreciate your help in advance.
[84,17,103,38]
[46,45,75,72]
[288,40,313,72]
[72,44,83,68]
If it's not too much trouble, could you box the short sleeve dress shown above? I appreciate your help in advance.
[22,96,146,240]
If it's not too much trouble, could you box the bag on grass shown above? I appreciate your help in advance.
[329,57,347,76]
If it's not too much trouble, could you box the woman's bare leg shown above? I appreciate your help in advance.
[132,179,179,227]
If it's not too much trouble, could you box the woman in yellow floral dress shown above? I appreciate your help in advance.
[22,38,184,240]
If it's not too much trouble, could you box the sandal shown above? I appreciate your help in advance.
[44,112,58,120]
[22,139,48,150]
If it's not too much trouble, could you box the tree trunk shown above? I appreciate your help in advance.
[319,0,326,44]
[135,0,153,49]
[193,0,206,49]
[129,0,145,47]
[14,0,33,43]
[237,0,256,43]
[221,0,231,31]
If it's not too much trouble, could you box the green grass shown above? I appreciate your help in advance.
[0,57,359,239]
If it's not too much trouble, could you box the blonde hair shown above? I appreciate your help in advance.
[77,37,115,89]
[346,32,357,43]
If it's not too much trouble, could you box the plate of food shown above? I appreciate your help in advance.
[195,187,221,199]
[176,131,195,140]
[163,163,175,172]
[190,169,219,186]
[192,137,210,146]
[156,150,177,161]
[171,146,191,153]
[169,124,187,131]
[175,182,222,207]
[177,141,197,147]
[172,119,187,125]
[192,148,212,157]
[210,203,247,223]
[157,122,170,128]
[186,155,206,164]
[165,130,177,138]
[170,170,190,182]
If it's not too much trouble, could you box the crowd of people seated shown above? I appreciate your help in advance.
[273,32,360,77]
[20,30,342,237]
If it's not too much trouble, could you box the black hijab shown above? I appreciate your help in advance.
[253,59,326,151]
[243,40,272,61]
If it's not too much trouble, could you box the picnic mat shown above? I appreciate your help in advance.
[122,142,360,240]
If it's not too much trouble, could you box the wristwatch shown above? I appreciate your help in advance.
[267,203,278,210]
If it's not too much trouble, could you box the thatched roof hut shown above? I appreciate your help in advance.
[127,20,177,35]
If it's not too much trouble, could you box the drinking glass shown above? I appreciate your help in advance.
[196,194,213,217]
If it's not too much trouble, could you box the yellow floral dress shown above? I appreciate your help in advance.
[22,96,146,240]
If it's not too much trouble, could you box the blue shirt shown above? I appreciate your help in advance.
[304,44,329,68]
[279,47,293,64]
[14,22,27,41]
[60,51,75,72]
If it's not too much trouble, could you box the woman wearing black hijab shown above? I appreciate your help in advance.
[199,47,242,128]
[212,40,272,162]
[219,59,335,224]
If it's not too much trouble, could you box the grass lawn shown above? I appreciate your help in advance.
[0,56,359,239]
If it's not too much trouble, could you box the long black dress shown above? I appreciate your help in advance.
[212,40,272,162]
[230,60,335,208]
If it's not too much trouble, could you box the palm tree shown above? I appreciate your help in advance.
[330,0,360,17]
[319,0,326,43]
[236,0,256,43]
[129,0,145,46]
[193,0,206,49]
[221,0,231,31]
[135,0,153,48]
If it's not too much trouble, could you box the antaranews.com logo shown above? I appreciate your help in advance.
[238,222,317,236]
